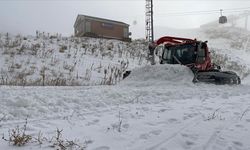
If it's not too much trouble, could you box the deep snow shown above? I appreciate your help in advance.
[1,64,250,150]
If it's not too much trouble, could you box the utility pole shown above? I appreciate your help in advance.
[146,0,155,65]
[145,0,154,42]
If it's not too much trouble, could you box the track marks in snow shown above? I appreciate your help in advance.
[139,130,162,140]
[202,123,228,150]
[93,146,110,150]
[145,117,202,150]
[1,81,250,149]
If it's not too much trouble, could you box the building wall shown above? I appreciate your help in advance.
[75,17,129,41]
[75,19,85,37]
[89,19,126,39]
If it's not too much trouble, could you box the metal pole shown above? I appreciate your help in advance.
[150,0,154,42]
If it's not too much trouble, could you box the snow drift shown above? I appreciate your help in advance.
[122,64,194,86]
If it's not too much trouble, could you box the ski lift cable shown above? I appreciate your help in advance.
[156,7,250,16]
[223,6,250,11]
[122,7,250,18]
[155,9,250,16]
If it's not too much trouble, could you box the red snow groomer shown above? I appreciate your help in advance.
[149,36,241,85]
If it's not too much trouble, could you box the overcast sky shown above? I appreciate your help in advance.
[0,0,250,39]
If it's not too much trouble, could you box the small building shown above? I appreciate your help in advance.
[74,14,131,41]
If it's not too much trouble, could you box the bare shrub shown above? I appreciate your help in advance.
[50,56,59,66]
[8,63,15,73]
[59,45,67,53]
[2,122,90,149]
[49,77,67,86]
[50,35,57,39]
[84,68,92,81]
[15,63,22,69]
[15,72,27,86]
[101,68,108,84]
[205,108,224,121]
[2,119,32,146]
[101,66,120,85]
[0,70,8,85]
[82,43,86,49]
[106,67,114,85]
[63,61,76,73]
[95,62,102,73]
[49,128,90,150]
[107,111,123,132]
[33,131,47,145]
[30,43,40,55]
[40,66,47,86]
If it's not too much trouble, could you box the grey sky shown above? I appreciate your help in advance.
[0,0,250,39]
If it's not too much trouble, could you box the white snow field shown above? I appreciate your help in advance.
[1,65,250,150]
[1,23,250,150]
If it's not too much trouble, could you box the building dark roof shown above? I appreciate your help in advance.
[74,14,129,28]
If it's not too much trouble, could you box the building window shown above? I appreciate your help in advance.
[101,23,114,29]
[85,21,91,32]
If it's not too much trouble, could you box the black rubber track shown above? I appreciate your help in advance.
[194,71,241,85]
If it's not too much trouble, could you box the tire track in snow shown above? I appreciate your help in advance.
[202,108,250,150]
[202,123,229,150]
[145,116,202,150]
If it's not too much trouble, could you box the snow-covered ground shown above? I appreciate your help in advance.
[1,23,250,150]
[1,65,250,150]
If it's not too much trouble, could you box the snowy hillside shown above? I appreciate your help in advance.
[201,26,250,78]
[1,24,250,86]
[1,24,250,150]
[155,25,250,79]
[0,33,148,86]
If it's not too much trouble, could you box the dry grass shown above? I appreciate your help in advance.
[49,128,87,150]
[2,119,91,149]
[0,33,148,86]
[2,118,32,146]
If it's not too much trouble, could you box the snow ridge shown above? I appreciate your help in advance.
[122,64,194,86]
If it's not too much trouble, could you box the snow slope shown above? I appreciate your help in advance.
[0,34,148,86]
[1,24,250,150]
